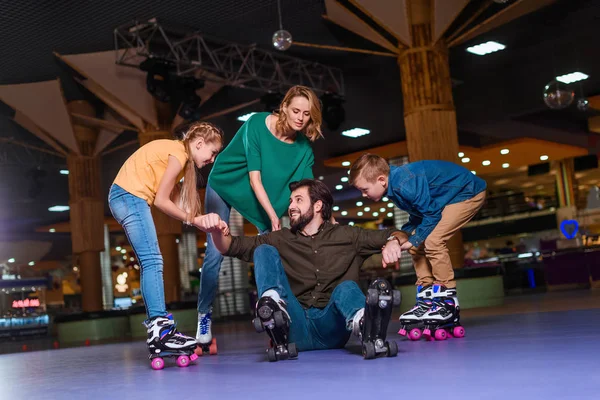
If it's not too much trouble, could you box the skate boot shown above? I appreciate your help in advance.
[194,311,217,356]
[359,278,401,360]
[398,285,434,341]
[145,313,199,370]
[252,289,298,362]
[422,285,465,341]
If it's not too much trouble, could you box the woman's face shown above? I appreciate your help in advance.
[283,96,311,132]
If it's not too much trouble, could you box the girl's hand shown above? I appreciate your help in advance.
[270,216,281,231]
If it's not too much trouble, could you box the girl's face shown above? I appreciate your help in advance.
[283,96,311,132]
[190,137,221,168]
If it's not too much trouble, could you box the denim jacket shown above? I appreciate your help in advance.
[386,160,487,247]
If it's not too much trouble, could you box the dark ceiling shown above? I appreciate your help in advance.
[1,0,600,246]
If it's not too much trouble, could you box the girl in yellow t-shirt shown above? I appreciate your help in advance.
[108,121,228,360]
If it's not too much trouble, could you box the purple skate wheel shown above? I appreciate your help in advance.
[408,328,422,341]
[190,353,199,362]
[434,329,447,341]
[176,355,190,367]
[151,357,165,370]
[398,328,407,336]
[452,326,465,338]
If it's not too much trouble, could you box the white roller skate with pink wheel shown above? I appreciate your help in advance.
[421,285,465,341]
[145,313,199,370]
[398,285,433,341]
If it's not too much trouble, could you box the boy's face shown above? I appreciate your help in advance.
[353,175,387,202]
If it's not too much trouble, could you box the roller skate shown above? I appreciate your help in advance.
[422,285,465,341]
[145,313,199,370]
[194,311,217,356]
[398,285,434,341]
[357,278,401,360]
[252,290,298,362]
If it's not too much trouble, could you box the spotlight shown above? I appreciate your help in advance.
[321,92,345,131]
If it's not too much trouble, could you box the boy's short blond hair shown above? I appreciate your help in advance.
[349,153,390,185]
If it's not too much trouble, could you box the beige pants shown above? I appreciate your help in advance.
[410,191,486,289]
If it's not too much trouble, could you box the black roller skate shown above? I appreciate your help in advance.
[398,285,434,341]
[358,278,401,360]
[252,291,298,362]
[422,285,465,341]
[145,313,199,370]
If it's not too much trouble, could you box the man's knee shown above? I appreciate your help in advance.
[333,280,361,295]
[424,236,446,254]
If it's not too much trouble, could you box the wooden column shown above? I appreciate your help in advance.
[67,101,104,312]
[398,0,464,268]
[137,129,182,303]
[554,158,578,228]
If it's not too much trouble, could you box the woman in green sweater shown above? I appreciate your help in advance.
[196,85,323,350]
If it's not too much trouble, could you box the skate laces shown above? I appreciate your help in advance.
[199,313,212,335]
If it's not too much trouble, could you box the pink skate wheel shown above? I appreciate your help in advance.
[176,355,190,367]
[398,328,407,336]
[151,358,165,370]
[190,353,199,362]
[408,328,422,341]
[434,329,447,341]
[209,338,218,355]
[422,328,431,337]
[452,326,465,338]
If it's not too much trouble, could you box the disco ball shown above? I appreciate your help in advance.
[272,29,292,51]
[577,98,590,112]
[543,80,575,110]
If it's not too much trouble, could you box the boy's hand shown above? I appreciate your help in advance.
[382,239,402,268]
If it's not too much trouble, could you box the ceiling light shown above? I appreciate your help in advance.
[471,171,477,175]
[8,258,15,263]
[335,184,343,190]
[59,170,69,175]
[348,221,355,226]
[500,149,509,155]
[357,211,364,216]
[540,155,549,161]
[556,72,589,84]
[333,206,340,211]
[116,246,122,251]
[341,211,348,216]
[49,228,56,233]
[502,163,510,168]
[382,197,389,202]
[318,176,324,180]
[387,203,394,208]
[372,212,379,217]
[341,161,351,167]
[379,207,386,212]
[48,205,70,212]
[364,207,371,212]
[341,177,348,182]
[341,128,370,138]
[467,41,505,56]
[29,261,35,266]
[356,201,363,207]
[237,112,256,122]
[387,212,393,218]
[458,152,464,157]
[461,157,470,163]
[482,160,491,166]
[121,249,126,254]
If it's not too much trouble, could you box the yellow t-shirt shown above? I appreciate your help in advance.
[113,139,188,205]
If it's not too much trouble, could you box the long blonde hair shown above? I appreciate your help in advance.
[178,121,224,220]
[275,85,323,142]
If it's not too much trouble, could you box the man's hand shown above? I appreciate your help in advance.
[194,213,223,233]
[400,241,414,251]
[395,231,409,244]
[382,239,402,268]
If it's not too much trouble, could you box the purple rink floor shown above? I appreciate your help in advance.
[1,306,599,400]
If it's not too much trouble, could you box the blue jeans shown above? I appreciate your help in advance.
[197,183,269,313]
[254,244,365,351]
[108,184,166,320]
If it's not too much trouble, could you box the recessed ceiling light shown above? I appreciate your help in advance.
[356,201,363,207]
[348,221,355,226]
[556,72,589,84]
[333,206,340,211]
[482,160,491,166]
[379,207,386,212]
[357,211,364,216]
[466,41,505,56]
[341,161,351,167]
[540,155,549,161]
[237,112,256,122]
[461,157,470,163]
[8,258,15,263]
[500,149,509,155]
[48,205,70,212]
[458,152,465,157]
[387,203,394,208]
[59,169,69,175]
[341,177,349,182]
[364,207,371,212]
[318,176,324,180]
[382,197,389,202]
[341,211,348,216]
[471,171,477,175]
[372,212,379,217]
[335,184,343,190]
[387,212,393,218]
[341,128,370,138]
[49,228,56,233]
[28,261,35,266]
[502,163,510,168]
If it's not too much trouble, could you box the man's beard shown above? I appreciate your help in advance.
[290,207,314,234]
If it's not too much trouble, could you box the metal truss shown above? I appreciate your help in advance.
[114,18,345,96]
